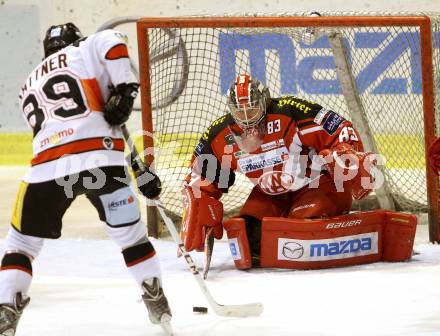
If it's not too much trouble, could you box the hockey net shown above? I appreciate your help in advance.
[136,13,440,242]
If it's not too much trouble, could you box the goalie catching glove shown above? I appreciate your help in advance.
[104,82,140,126]
[180,187,223,252]
[319,143,377,200]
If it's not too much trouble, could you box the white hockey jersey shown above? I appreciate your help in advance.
[18,29,133,183]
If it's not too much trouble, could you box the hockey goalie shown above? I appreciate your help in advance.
[181,73,417,272]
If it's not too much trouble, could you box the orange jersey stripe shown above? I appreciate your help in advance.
[105,44,129,60]
[31,137,125,166]
[81,78,104,112]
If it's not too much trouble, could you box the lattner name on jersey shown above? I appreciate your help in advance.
[19,53,68,98]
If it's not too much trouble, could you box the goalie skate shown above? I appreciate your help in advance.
[0,293,30,336]
[141,277,173,335]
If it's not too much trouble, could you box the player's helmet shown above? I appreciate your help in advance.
[227,73,271,130]
[43,23,83,58]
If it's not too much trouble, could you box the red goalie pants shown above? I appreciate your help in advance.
[240,174,352,220]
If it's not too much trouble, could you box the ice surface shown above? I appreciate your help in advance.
[2,224,440,336]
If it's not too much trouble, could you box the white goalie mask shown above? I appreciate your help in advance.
[227,74,271,152]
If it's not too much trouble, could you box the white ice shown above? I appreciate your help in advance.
[2,224,440,336]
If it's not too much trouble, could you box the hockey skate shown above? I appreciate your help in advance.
[0,293,30,336]
[141,277,173,335]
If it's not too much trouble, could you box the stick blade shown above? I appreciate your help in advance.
[212,302,264,317]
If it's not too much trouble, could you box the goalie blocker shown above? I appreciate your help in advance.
[224,210,417,270]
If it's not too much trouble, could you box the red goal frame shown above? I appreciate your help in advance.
[136,15,439,242]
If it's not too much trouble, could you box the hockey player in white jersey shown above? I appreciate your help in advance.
[0,23,172,335]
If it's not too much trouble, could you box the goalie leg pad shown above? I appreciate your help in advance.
[382,211,417,261]
[260,210,417,269]
[223,218,252,270]
[260,212,383,269]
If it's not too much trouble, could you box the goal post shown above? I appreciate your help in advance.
[136,14,440,242]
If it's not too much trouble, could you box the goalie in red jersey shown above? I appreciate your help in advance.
[181,73,416,271]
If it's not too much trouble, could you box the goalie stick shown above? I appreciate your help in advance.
[203,228,215,280]
[121,124,264,318]
[155,200,264,317]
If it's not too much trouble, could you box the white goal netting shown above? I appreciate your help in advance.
[137,13,440,229]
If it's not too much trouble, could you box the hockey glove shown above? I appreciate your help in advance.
[181,187,223,252]
[128,153,162,199]
[319,143,377,200]
[428,137,440,175]
[104,82,139,126]
[137,170,162,199]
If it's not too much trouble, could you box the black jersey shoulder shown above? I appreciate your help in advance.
[201,113,235,143]
[194,113,234,157]
[193,113,236,191]
[269,96,323,121]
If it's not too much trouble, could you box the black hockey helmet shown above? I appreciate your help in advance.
[43,22,83,58]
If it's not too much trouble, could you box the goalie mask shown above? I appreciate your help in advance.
[227,74,271,152]
[43,22,83,58]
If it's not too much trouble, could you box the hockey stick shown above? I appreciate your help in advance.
[120,125,174,335]
[155,200,263,317]
[121,124,145,172]
[203,228,214,280]
[121,124,264,318]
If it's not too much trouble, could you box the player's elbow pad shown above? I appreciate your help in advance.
[180,187,223,252]
[103,82,139,125]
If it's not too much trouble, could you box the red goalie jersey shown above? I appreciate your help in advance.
[180,75,412,272]
[186,95,365,202]
[182,74,377,255]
